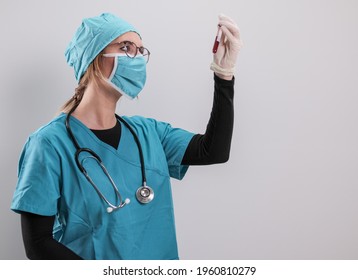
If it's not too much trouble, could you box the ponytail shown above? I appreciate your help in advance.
[60,82,86,114]
[59,53,105,114]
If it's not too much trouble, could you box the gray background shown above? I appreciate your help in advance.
[1,0,357,259]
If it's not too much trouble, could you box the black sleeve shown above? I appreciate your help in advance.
[181,74,234,165]
[21,212,83,260]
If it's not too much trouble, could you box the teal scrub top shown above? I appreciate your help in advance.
[11,113,194,260]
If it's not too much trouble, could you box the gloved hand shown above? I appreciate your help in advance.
[210,14,242,79]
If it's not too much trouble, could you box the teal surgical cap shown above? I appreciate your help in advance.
[65,13,141,81]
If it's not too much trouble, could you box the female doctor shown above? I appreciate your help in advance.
[11,13,241,259]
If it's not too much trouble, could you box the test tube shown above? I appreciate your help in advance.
[212,25,222,53]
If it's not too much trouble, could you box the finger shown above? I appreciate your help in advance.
[219,20,240,40]
[219,24,240,45]
[218,14,237,26]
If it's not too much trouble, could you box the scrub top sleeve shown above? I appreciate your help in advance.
[154,120,195,180]
[11,134,61,216]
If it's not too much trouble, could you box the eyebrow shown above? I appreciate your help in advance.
[111,41,144,48]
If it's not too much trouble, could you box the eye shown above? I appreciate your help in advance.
[115,41,127,52]
[119,43,128,52]
[122,41,135,53]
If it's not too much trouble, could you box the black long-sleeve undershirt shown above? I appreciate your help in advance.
[182,74,234,164]
[20,74,235,259]
[20,212,83,259]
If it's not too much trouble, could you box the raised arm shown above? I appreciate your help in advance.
[182,15,241,165]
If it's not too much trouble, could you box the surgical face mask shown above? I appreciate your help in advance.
[102,53,147,99]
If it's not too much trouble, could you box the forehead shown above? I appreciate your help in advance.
[110,31,142,45]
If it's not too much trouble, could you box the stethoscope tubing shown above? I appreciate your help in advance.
[65,109,153,212]
[65,111,147,181]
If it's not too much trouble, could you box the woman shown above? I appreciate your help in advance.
[11,13,241,259]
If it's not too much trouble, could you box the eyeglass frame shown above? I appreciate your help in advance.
[106,41,151,63]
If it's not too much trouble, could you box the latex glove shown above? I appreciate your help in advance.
[210,14,242,79]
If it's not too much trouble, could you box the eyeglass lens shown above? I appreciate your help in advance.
[118,41,150,62]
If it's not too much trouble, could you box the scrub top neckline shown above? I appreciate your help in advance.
[61,112,126,153]
[91,120,121,150]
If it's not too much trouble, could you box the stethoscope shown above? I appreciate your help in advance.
[65,110,154,213]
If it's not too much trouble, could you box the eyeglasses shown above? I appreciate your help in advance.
[106,41,151,63]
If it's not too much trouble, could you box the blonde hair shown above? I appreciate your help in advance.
[60,54,105,114]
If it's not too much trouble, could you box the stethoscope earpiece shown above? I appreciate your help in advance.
[106,198,131,214]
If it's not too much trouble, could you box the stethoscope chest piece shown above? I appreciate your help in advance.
[136,185,154,204]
